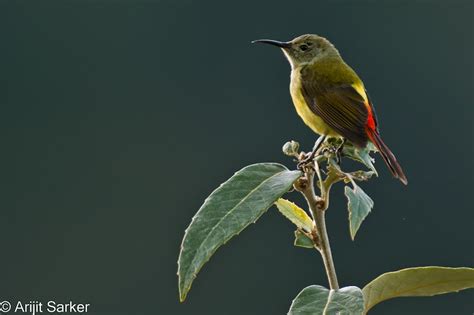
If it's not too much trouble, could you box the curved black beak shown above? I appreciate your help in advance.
[251,39,291,48]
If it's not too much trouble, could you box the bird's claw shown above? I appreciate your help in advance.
[335,140,345,166]
[297,152,315,171]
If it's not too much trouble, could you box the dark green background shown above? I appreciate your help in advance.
[1,0,473,314]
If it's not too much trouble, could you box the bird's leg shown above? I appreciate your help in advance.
[298,135,326,169]
[335,138,346,166]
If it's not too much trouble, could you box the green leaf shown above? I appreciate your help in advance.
[294,230,314,249]
[275,198,313,232]
[288,285,364,315]
[362,266,474,313]
[345,184,374,240]
[178,163,301,302]
[343,143,378,175]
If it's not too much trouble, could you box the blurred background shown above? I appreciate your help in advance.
[1,0,473,314]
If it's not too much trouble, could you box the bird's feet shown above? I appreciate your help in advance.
[331,138,346,166]
[298,135,327,170]
[297,152,315,170]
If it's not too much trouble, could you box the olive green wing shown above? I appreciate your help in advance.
[300,67,370,147]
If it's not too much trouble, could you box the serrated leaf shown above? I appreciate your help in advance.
[294,230,314,249]
[275,198,313,232]
[362,266,474,313]
[345,184,374,240]
[343,143,378,175]
[324,162,344,185]
[288,285,364,315]
[178,163,301,301]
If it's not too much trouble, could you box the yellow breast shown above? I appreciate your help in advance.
[289,69,337,137]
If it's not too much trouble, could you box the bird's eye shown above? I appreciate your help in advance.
[299,44,309,51]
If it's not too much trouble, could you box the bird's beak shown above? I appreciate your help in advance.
[251,39,291,49]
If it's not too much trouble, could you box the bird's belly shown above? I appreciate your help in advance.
[290,83,337,137]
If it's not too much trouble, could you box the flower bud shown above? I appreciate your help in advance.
[282,140,300,157]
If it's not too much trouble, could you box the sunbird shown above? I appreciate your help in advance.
[253,34,407,185]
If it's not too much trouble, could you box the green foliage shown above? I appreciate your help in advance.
[342,142,378,175]
[362,267,474,312]
[294,230,314,249]
[178,139,474,313]
[274,198,316,249]
[288,285,364,315]
[178,163,301,301]
[345,184,374,240]
[275,198,313,232]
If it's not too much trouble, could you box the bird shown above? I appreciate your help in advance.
[253,34,407,185]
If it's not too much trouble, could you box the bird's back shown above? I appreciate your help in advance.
[305,56,365,95]
[289,56,368,138]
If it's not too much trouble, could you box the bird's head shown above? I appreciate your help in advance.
[252,34,339,69]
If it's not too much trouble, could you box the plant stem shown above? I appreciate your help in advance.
[301,170,340,290]
[314,204,339,290]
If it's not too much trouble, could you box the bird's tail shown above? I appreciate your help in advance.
[366,129,408,185]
